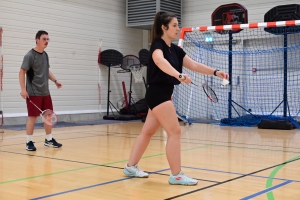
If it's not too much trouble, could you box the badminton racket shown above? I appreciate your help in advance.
[191,82,218,103]
[179,75,220,103]
[27,98,58,126]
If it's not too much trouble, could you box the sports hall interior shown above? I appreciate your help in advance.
[0,0,299,199]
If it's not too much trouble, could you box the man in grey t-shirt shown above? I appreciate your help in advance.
[19,30,63,151]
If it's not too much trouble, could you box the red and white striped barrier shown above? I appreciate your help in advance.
[179,20,300,47]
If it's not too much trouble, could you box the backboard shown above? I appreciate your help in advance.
[212,3,248,34]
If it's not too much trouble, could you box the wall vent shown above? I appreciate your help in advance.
[126,0,181,30]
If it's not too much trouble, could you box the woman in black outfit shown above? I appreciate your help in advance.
[123,11,229,185]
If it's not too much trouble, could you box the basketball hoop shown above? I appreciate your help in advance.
[130,64,145,83]
[212,3,248,34]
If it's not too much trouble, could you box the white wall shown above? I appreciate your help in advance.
[182,0,300,27]
[0,0,144,119]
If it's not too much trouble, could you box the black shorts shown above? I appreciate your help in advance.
[145,84,174,110]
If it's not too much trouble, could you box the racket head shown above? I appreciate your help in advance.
[41,109,58,126]
[202,83,218,103]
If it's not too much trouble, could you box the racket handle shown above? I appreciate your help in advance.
[178,74,186,80]
[27,97,43,113]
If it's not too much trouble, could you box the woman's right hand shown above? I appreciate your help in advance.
[177,74,192,84]
[20,90,29,99]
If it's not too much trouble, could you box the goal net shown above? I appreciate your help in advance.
[173,20,300,127]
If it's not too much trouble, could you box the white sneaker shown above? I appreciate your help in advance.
[123,164,149,178]
[168,171,198,185]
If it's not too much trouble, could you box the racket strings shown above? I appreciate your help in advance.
[41,109,57,126]
[203,84,218,103]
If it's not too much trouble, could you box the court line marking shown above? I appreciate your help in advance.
[240,180,293,200]
[0,129,96,140]
[182,166,300,183]
[1,129,300,152]
[3,133,299,155]
[93,133,300,154]
[0,144,211,185]
[266,155,300,200]
[165,157,300,200]
[29,168,170,200]
[110,131,300,151]
[1,133,299,198]
[85,164,219,183]
[1,137,299,186]
[208,143,300,154]
[0,128,103,142]
[0,132,116,147]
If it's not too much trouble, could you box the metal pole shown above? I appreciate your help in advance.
[283,31,288,117]
[228,31,233,118]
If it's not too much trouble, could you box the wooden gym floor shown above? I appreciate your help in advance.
[0,121,299,199]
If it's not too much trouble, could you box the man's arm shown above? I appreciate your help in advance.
[19,69,28,99]
[49,70,62,88]
[19,52,34,99]
[49,70,57,82]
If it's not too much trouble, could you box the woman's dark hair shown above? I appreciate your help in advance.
[150,11,177,43]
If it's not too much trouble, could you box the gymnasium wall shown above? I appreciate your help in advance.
[0,0,297,124]
[182,0,300,27]
[0,0,144,124]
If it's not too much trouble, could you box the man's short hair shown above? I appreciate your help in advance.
[35,30,48,40]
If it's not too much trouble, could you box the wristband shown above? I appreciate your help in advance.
[213,69,219,76]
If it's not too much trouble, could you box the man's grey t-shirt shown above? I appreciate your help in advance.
[21,49,50,96]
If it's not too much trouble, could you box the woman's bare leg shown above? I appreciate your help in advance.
[128,109,161,166]
[151,101,182,175]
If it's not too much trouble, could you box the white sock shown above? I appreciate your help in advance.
[26,135,33,143]
[46,134,52,141]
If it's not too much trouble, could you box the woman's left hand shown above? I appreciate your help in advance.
[216,71,229,80]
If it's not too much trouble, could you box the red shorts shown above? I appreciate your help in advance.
[26,95,53,116]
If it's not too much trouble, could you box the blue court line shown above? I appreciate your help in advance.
[182,166,300,183]
[240,180,293,200]
[30,168,170,200]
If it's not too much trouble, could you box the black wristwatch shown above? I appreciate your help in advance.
[179,74,186,80]
[213,69,219,76]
